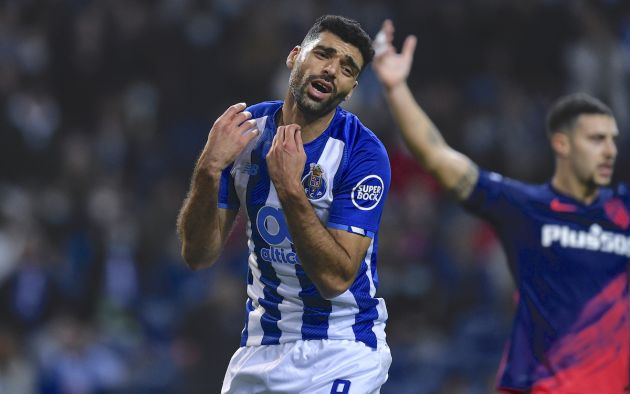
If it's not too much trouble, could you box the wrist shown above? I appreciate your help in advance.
[275,181,304,200]
[384,80,408,95]
[195,164,223,183]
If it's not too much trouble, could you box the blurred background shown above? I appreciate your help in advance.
[1,0,629,393]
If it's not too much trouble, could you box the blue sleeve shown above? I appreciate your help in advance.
[327,140,390,238]
[218,164,240,210]
[462,170,522,223]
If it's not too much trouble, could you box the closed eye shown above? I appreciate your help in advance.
[313,49,330,59]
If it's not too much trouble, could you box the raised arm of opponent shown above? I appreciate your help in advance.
[373,20,478,200]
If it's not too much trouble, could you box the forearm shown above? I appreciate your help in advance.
[385,82,447,168]
[385,82,478,199]
[177,167,228,269]
[278,189,356,299]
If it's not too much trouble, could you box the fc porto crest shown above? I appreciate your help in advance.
[302,163,327,200]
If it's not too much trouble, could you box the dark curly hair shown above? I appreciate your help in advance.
[302,15,374,73]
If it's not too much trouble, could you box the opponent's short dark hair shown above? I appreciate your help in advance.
[302,15,374,72]
[546,93,613,136]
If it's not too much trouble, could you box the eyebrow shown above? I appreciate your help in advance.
[313,45,361,76]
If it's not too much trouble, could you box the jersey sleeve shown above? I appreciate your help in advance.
[462,170,522,223]
[217,164,240,210]
[327,140,391,238]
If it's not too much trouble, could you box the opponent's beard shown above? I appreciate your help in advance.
[289,70,347,118]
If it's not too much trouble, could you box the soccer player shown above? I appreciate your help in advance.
[372,19,629,394]
[177,15,392,393]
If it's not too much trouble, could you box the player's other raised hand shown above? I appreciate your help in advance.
[200,102,259,173]
[372,19,417,91]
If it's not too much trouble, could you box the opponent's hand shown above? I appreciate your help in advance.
[372,19,417,91]
[266,124,307,196]
[199,102,259,173]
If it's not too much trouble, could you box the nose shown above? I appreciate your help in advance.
[322,60,338,77]
[604,138,617,159]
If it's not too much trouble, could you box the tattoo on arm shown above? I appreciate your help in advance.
[451,163,479,200]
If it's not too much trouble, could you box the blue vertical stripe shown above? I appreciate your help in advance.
[296,264,332,339]
[218,164,240,209]
[247,267,253,285]
[349,259,379,348]
[245,130,283,345]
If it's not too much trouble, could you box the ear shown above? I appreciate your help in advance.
[344,80,359,102]
[550,132,570,158]
[286,46,301,70]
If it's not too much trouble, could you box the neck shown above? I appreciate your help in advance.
[551,170,599,205]
[279,99,336,144]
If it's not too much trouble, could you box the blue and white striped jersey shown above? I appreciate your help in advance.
[218,101,390,349]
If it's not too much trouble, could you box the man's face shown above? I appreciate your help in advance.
[566,114,618,187]
[287,31,363,117]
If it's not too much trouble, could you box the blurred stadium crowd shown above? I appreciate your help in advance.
[1,1,629,393]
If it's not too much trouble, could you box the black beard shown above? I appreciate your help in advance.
[289,71,345,118]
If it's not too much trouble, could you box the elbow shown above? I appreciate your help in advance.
[180,244,216,271]
[317,278,354,300]
[320,289,345,300]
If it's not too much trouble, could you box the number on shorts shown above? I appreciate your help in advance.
[331,379,351,394]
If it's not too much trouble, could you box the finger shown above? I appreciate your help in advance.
[276,125,287,145]
[233,110,252,126]
[295,128,304,154]
[283,124,298,149]
[402,35,417,61]
[383,19,394,40]
[220,102,247,121]
[269,126,282,154]
[238,118,258,134]
[241,127,259,145]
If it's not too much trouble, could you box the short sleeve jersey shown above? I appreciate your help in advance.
[464,170,630,393]
[218,101,391,349]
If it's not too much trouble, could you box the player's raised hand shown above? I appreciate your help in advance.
[267,124,306,196]
[372,19,417,91]
[199,102,259,173]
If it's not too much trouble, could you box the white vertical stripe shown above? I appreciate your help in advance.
[373,298,388,343]
[327,295,360,340]
[232,116,267,204]
[261,172,302,342]
[311,138,346,218]
[325,240,375,339]
[245,224,264,346]
[366,240,388,343]
[364,239,377,297]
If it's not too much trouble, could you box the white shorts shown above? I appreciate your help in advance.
[221,339,392,394]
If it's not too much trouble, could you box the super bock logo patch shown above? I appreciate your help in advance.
[302,163,327,200]
[352,175,384,210]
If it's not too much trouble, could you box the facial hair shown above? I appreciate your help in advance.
[288,68,348,118]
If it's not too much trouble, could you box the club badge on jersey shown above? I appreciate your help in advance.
[302,163,327,200]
